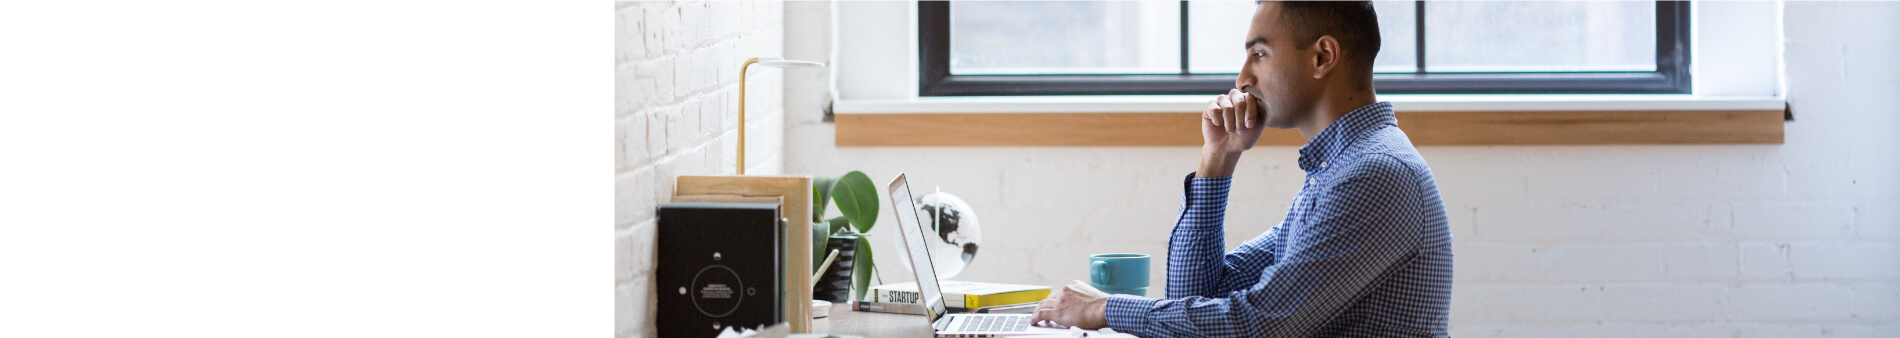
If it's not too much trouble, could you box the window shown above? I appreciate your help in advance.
[919,1,1689,96]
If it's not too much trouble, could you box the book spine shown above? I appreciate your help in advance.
[964,289,1051,309]
[876,288,924,305]
[853,301,925,315]
[942,290,963,308]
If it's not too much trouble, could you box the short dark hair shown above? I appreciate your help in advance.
[1267,1,1381,83]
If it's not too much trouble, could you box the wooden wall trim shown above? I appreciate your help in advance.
[834,110,1784,147]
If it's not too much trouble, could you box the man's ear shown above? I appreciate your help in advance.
[1311,35,1341,80]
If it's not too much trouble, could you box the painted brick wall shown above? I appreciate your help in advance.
[783,1,1898,337]
[616,1,784,337]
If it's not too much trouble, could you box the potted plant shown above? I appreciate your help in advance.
[809,171,880,303]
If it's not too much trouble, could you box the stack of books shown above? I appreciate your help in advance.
[854,280,1051,315]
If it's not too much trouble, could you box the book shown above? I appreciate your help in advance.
[852,300,1039,315]
[674,175,814,333]
[870,280,1052,309]
[965,302,1037,314]
[656,202,783,338]
[852,300,927,315]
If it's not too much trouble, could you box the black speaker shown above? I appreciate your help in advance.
[656,203,782,338]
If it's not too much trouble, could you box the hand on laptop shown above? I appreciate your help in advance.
[1029,280,1110,330]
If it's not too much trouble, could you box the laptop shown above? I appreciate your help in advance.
[887,173,1071,337]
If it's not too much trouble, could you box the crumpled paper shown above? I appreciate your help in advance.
[713,322,789,338]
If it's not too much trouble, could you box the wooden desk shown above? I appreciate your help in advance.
[811,306,936,337]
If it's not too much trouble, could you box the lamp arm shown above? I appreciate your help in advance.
[737,57,759,175]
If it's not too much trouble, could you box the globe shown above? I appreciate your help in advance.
[896,190,981,280]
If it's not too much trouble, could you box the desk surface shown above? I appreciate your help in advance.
[812,306,936,337]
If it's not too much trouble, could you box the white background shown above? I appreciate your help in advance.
[0,2,605,337]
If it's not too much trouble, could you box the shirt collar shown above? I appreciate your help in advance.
[1297,101,1396,172]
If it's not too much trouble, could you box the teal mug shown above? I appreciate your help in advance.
[1089,253,1150,296]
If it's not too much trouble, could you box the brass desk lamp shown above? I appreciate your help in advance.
[737,57,824,174]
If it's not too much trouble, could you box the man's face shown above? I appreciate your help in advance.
[1237,2,1318,130]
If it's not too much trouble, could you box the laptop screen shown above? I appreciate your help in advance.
[888,173,948,322]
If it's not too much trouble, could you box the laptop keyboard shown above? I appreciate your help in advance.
[959,315,1031,332]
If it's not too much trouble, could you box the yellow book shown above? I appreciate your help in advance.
[871,281,1052,309]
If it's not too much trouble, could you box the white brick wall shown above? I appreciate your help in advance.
[617,1,784,337]
[777,1,1900,337]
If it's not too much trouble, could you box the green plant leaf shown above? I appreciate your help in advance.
[827,216,851,236]
[811,219,830,272]
[812,176,839,223]
[811,188,823,222]
[851,236,875,302]
[831,171,879,233]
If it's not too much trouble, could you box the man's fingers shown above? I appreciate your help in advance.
[1030,298,1055,322]
[1218,94,1237,133]
[1205,99,1222,127]
[1206,98,1220,128]
[1214,94,1232,129]
[1239,92,1254,128]
[1227,89,1246,132]
[1228,100,1241,133]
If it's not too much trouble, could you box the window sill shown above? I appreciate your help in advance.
[830,95,1786,147]
[833,94,1784,114]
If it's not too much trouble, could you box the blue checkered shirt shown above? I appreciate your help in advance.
[1103,102,1453,337]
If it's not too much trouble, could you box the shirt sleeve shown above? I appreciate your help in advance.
[1155,172,1282,301]
[1105,157,1429,337]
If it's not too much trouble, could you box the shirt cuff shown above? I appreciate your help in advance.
[1103,294,1160,337]
[1181,172,1233,215]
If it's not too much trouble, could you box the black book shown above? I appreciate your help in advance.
[656,203,783,338]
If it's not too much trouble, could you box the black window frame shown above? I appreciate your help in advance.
[919,1,1690,96]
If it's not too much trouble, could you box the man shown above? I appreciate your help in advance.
[1029,2,1453,337]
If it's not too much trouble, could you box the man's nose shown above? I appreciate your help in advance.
[1235,62,1256,90]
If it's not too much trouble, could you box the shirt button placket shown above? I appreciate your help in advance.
[1311,161,1327,185]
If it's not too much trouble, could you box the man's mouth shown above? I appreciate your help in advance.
[1241,87,1266,106]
